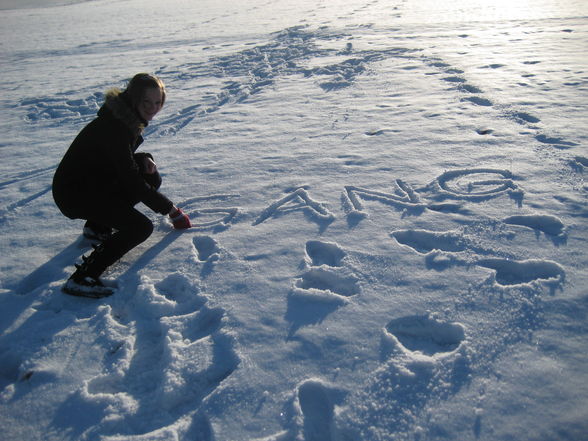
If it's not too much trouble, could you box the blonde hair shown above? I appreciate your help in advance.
[124,73,166,109]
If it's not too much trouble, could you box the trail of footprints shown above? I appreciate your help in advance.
[83,247,237,440]
[424,56,580,150]
[92,217,560,439]
[8,209,568,439]
[17,8,582,159]
[275,240,468,439]
[273,209,567,439]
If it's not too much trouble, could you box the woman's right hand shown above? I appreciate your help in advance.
[169,207,191,229]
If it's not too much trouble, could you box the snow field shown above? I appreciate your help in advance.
[1,0,588,440]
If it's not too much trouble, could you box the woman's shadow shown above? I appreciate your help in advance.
[16,239,87,296]
[16,229,183,298]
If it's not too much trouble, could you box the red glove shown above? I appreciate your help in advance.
[169,208,191,229]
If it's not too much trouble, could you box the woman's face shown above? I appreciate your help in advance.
[137,87,163,121]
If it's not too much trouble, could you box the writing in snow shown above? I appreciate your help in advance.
[179,168,522,230]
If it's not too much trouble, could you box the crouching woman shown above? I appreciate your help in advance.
[52,73,191,298]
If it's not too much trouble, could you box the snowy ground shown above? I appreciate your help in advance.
[1,0,588,440]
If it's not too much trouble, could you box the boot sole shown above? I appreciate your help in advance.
[62,285,115,299]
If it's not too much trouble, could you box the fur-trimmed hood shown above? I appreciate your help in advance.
[100,88,146,138]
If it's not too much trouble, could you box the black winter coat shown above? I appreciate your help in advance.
[52,90,174,219]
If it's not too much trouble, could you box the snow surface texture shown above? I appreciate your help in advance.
[1,0,588,440]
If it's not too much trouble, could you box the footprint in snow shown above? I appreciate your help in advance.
[305,240,346,267]
[193,236,220,262]
[442,76,466,83]
[391,229,467,254]
[295,268,360,299]
[536,134,579,149]
[428,61,451,68]
[154,272,207,313]
[384,315,466,357]
[297,240,357,300]
[476,127,494,135]
[298,380,336,441]
[502,214,565,237]
[260,379,345,441]
[286,242,358,337]
[508,111,541,124]
[163,305,225,343]
[192,236,221,278]
[0,348,23,396]
[459,83,483,94]
[480,63,506,69]
[572,156,588,169]
[462,96,493,107]
[476,258,565,287]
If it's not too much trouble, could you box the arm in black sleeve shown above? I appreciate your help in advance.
[107,140,173,215]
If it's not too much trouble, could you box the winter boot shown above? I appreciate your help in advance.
[62,245,115,298]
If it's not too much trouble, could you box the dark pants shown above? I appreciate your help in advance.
[81,200,154,278]
[75,169,162,278]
